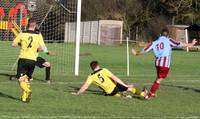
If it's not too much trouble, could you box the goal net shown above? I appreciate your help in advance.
[0,0,78,77]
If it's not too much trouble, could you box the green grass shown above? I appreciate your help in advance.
[0,42,200,119]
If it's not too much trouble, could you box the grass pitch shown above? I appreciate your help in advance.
[0,42,200,119]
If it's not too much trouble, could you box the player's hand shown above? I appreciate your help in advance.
[37,47,43,52]
[127,84,134,88]
[131,48,139,56]
[47,51,55,56]
[71,92,79,96]
[192,39,198,46]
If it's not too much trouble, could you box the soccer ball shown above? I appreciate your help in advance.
[27,0,37,12]
[126,95,132,99]
[46,0,56,5]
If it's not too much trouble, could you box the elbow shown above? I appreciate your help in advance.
[37,47,44,52]
[12,43,17,47]
[38,46,48,53]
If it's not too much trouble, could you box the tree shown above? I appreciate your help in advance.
[159,0,193,24]
[81,0,200,41]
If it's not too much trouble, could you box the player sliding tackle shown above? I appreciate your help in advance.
[131,28,197,100]
[12,19,51,103]
[72,61,147,98]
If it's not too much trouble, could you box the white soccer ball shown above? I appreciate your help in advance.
[126,95,132,99]
[27,1,37,12]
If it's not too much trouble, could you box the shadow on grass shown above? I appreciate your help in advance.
[31,77,45,82]
[67,86,145,100]
[0,73,45,83]
[66,86,104,95]
[0,73,16,80]
[0,92,20,101]
[161,83,200,93]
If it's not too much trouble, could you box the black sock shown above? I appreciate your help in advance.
[46,67,51,81]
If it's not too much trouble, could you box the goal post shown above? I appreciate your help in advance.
[126,37,130,77]
[74,0,82,76]
[0,0,80,77]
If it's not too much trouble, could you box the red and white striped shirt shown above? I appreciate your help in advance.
[141,36,181,68]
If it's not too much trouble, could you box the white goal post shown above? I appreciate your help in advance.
[74,0,82,76]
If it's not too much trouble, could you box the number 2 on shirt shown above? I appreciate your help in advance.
[27,36,33,48]
[156,42,164,51]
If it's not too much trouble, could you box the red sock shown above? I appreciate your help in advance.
[149,82,160,95]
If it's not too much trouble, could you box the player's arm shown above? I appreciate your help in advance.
[132,42,153,56]
[170,38,197,48]
[104,68,129,88]
[12,33,21,47]
[38,46,54,55]
[131,48,141,56]
[72,76,92,96]
[38,34,54,55]
[38,34,47,52]
[180,39,197,47]
[72,83,91,95]
[110,75,129,88]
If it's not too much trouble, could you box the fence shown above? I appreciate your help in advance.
[65,20,123,45]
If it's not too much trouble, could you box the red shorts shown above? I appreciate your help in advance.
[156,66,169,78]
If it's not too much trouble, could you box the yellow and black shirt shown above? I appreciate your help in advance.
[86,68,117,94]
[13,30,45,61]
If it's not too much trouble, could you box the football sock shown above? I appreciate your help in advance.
[132,88,145,97]
[21,91,27,99]
[114,93,121,97]
[149,81,160,94]
[140,92,145,97]
[20,82,31,93]
[46,67,51,81]
[27,83,31,89]
[131,88,137,94]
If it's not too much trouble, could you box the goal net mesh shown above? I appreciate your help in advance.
[0,0,77,77]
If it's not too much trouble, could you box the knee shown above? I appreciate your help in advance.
[44,62,51,67]
[127,87,133,91]
[156,78,163,84]
[18,75,29,83]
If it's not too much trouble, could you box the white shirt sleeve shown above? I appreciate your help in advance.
[141,43,153,54]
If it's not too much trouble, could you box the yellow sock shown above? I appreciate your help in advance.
[27,83,31,89]
[131,88,145,97]
[114,93,121,97]
[30,78,33,81]
[21,91,27,99]
[140,92,145,97]
[131,88,137,94]
[20,82,31,93]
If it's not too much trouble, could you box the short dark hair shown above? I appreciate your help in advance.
[27,18,37,28]
[161,28,169,36]
[90,61,99,70]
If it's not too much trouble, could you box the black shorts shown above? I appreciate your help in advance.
[36,57,46,68]
[106,83,128,96]
[16,58,36,79]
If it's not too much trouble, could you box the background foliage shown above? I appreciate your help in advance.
[82,0,200,40]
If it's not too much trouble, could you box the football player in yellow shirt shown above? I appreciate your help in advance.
[12,25,52,83]
[72,61,147,98]
[12,19,48,102]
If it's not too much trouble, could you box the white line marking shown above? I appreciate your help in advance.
[0,116,199,119]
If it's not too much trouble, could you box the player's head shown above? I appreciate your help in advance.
[90,61,100,71]
[161,28,169,37]
[27,18,37,30]
[34,24,41,33]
